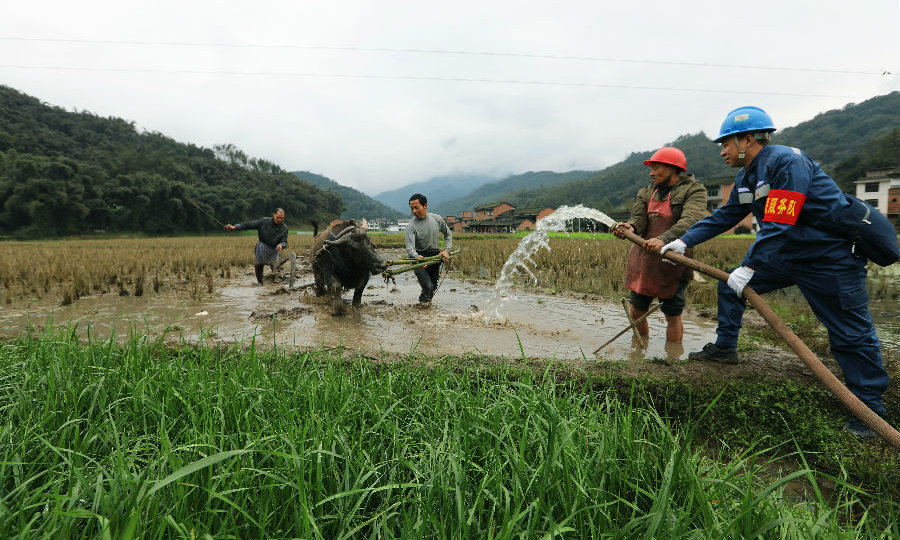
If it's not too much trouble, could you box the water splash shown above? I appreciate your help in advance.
[483,205,617,321]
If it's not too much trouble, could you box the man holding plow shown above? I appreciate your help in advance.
[406,194,452,304]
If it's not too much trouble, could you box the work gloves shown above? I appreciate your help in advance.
[660,239,687,264]
[727,266,755,297]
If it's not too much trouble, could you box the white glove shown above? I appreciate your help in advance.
[727,266,755,297]
[659,239,687,264]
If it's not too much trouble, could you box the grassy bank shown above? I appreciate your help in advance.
[1,330,896,538]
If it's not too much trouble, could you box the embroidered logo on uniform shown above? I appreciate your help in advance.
[734,113,750,122]
[763,190,805,225]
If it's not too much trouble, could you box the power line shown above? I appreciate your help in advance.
[2,36,897,77]
[0,64,880,99]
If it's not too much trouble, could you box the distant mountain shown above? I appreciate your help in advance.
[373,173,497,212]
[518,92,900,213]
[432,170,597,216]
[292,171,405,220]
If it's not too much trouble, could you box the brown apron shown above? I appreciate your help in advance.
[624,187,692,299]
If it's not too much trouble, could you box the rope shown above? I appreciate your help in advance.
[432,258,449,295]
[183,195,227,227]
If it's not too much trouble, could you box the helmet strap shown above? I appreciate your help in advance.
[734,134,750,167]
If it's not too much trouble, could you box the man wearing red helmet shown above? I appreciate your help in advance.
[613,146,707,345]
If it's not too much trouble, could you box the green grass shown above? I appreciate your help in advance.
[0,328,897,539]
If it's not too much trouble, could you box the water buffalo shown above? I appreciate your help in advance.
[310,219,387,315]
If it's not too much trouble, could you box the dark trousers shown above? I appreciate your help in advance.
[253,247,293,284]
[413,249,441,299]
[714,251,888,416]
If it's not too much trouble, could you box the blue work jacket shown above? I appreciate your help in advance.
[680,145,853,268]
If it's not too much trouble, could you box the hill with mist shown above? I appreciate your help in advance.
[431,170,597,216]
[373,173,497,213]
[0,85,342,237]
[292,171,405,220]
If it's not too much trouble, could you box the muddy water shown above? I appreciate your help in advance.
[0,263,720,361]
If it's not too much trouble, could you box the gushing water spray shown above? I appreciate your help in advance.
[483,205,617,321]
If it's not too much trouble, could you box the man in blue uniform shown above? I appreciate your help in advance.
[660,106,890,438]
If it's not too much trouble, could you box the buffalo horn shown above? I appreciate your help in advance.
[323,225,357,246]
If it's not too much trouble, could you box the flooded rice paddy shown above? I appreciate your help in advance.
[0,250,721,361]
[2,238,896,364]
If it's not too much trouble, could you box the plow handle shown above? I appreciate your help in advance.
[617,227,898,449]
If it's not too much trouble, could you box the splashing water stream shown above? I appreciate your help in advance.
[484,205,617,321]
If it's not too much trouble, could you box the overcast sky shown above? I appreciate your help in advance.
[2,1,898,195]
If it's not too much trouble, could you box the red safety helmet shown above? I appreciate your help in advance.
[643,146,686,172]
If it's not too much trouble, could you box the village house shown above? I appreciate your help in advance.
[701,176,756,233]
[466,215,518,234]
[473,202,515,221]
[465,202,517,233]
[440,210,476,233]
[464,204,555,233]
[855,168,900,223]
[451,210,475,232]
[509,207,556,231]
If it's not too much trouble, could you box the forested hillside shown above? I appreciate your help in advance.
[523,133,733,211]
[292,171,405,220]
[0,86,342,237]
[831,127,900,191]
[520,92,900,211]
[3,84,894,237]
[774,92,899,167]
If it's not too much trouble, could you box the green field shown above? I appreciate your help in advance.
[1,233,898,537]
[1,329,897,539]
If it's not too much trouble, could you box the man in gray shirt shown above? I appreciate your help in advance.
[225,208,293,284]
[406,194,452,304]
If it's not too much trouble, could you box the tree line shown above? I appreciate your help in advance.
[0,86,342,237]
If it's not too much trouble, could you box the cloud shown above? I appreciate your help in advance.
[2,0,898,194]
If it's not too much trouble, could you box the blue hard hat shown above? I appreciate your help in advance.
[714,106,776,143]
